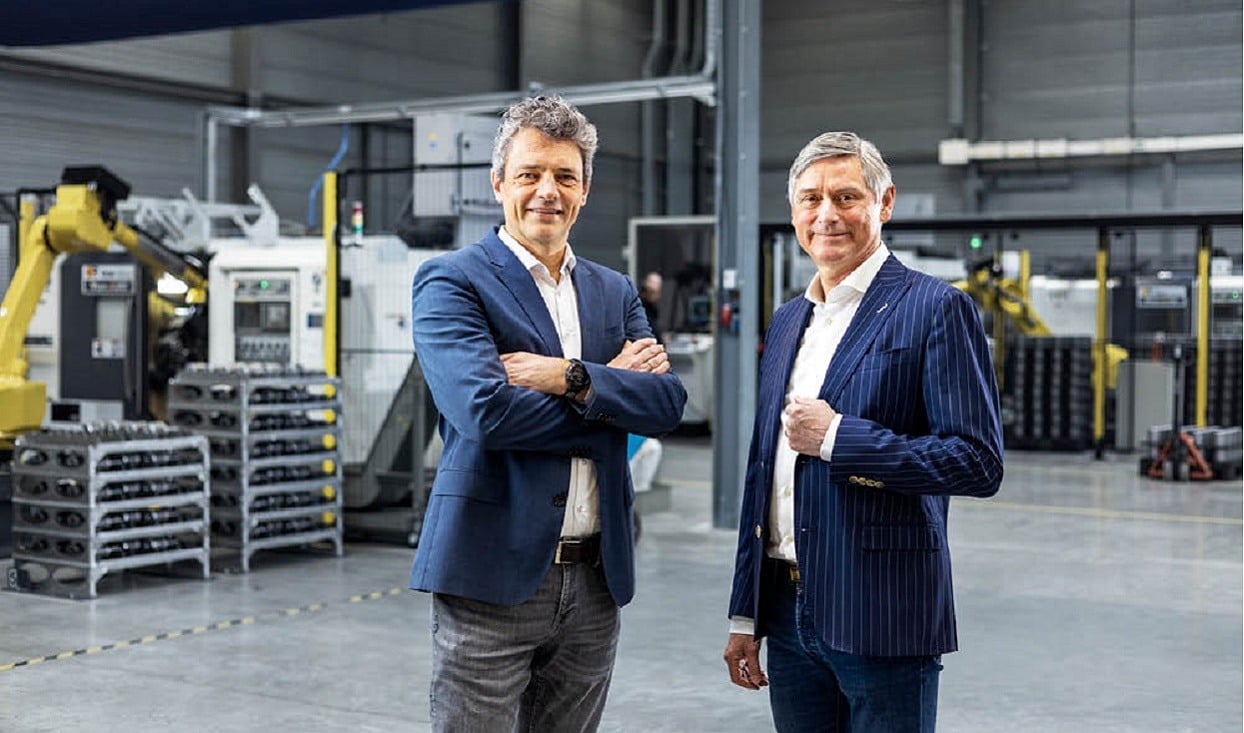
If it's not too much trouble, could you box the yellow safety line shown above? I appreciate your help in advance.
[0,586,406,673]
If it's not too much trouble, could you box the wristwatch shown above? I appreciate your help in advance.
[563,358,591,398]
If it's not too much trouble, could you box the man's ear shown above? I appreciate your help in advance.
[879,185,896,223]
[491,170,504,202]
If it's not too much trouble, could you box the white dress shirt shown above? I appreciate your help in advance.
[731,243,890,636]
[498,227,600,538]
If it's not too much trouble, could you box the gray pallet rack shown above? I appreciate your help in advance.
[7,423,211,599]
[169,364,343,572]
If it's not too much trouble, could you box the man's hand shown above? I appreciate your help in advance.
[608,338,669,374]
[723,633,768,690]
[783,395,838,456]
[500,352,570,395]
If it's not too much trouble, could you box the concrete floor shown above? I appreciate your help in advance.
[0,438,1240,732]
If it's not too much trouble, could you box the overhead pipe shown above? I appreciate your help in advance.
[939,133,1244,165]
[203,0,720,201]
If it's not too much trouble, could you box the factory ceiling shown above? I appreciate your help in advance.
[0,0,487,47]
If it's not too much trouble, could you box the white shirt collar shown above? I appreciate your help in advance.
[804,242,890,305]
[497,226,577,278]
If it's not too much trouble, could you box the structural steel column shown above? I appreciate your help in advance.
[322,171,339,378]
[1195,225,1211,427]
[712,0,760,529]
[1094,228,1109,457]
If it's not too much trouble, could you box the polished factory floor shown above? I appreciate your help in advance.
[0,439,1240,732]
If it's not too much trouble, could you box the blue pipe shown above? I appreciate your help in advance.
[307,124,351,230]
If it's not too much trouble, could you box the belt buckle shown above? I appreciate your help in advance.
[555,538,579,565]
[789,565,800,583]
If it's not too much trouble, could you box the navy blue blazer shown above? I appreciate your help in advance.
[728,254,1003,656]
[409,230,687,607]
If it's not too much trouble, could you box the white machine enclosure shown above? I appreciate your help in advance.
[337,235,443,471]
[412,113,500,250]
[206,235,444,471]
[208,240,329,369]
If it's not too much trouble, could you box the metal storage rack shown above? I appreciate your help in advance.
[169,364,343,572]
[7,423,211,599]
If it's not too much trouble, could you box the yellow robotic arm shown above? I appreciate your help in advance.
[953,259,1052,336]
[0,166,207,447]
[953,256,1127,390]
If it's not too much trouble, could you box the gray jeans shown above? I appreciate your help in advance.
[430,563,620,733]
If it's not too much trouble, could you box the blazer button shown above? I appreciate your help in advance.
[552,493,567,508]
[754,524,762,538]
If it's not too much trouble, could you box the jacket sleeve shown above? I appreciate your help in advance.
[832,288,1004,497]
[727,417,765,620]
[577,276,687,438]
[411,255,614,454]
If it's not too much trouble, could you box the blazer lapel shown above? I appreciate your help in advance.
[572,263,607,363]
[483,234,563,356]
[760,299,814,457]
[821,255,912,403]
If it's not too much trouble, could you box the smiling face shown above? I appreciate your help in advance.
[492,127,589,258]
[790,154,895,290]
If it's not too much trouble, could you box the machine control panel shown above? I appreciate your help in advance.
[233,275,293,363]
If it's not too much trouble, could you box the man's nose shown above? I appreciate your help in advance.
[536,173,558,198]
[815,198,837,222]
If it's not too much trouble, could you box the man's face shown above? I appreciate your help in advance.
[790,155,894,279]
[492,127,589,252]
[642,273,662,303]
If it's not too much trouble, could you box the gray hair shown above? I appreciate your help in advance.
[787,131,892,205]
[491,95,599,187]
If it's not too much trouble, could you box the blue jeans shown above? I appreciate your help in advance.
[430,563,620,733]
[763,563,942,732]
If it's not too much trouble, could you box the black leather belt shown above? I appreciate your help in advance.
[766,556,800,583]
[554,535,601,565]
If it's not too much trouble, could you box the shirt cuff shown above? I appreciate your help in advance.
[729,616,755,637]
[818,413,843,462]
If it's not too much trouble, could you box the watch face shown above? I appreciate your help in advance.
[566,360,590,395]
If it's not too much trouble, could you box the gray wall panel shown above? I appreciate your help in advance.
[257,6,510,103]
[2,30,233,89]
[761,0,949,210]
[518,0,654,267]
[0,72,203,197]
[522,0,653,84]
[982,0,1241,139]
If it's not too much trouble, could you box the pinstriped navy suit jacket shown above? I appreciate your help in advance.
[728,254,1003,657]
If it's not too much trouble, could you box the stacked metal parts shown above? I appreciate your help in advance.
[1005,336,1096,450]
[7,423,211,598]
[169,364,343,572]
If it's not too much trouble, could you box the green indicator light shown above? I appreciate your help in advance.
[259,279,269,289]
[969,235,983,250]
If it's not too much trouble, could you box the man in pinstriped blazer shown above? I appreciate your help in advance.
[723,131,1003,732]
